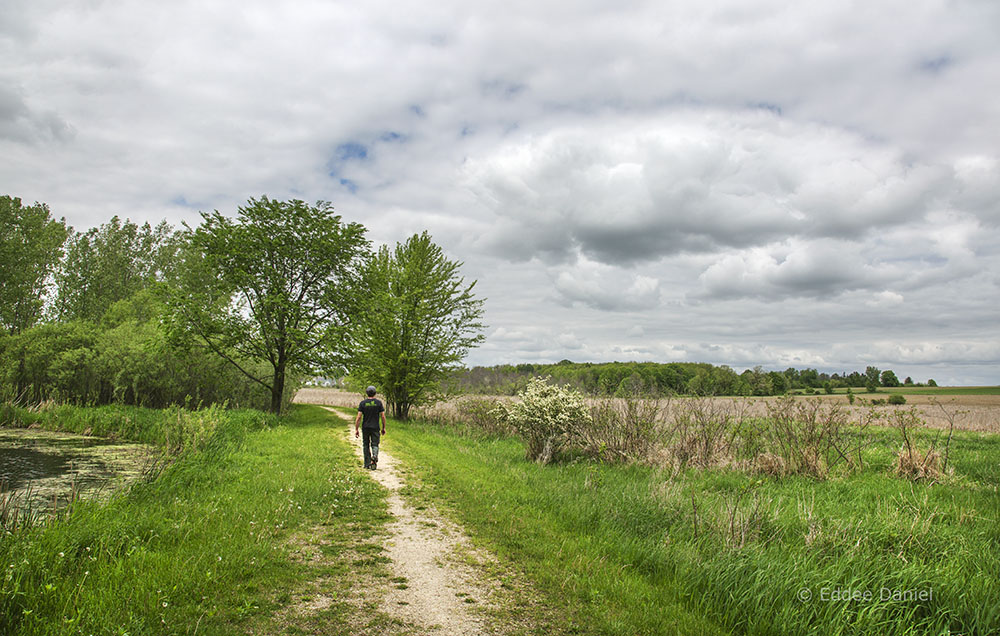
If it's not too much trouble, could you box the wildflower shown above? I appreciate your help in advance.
[58,552,64,558]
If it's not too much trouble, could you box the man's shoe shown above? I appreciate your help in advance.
[371,460,377,470]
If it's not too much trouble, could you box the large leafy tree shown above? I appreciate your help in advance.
[54,216,179,322]
[351,231,485,419]
[0,196,69,334]
[169,196,368,414]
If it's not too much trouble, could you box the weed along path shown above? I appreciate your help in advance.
[323,407,504,635]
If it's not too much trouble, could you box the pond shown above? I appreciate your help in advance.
[0,427,158,519]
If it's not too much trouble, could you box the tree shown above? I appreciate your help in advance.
[880,369,900,387]
[168,196,368,414]
[351,231,485,419]
[0,196,69,334]
[54,216,179,322]
[864,365,881,391]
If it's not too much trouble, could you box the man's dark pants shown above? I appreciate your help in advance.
[362,427,381,468]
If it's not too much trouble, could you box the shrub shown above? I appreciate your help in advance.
[456,396,510,437]
[492,377,589,464]
[890,408,942,481]
[665,398,744,468]
[760,397,849,478]
[585,397,663,463]
[888,394,906,405]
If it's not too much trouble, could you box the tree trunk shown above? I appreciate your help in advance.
[14,356,27,406]
[392,401,410,420]
[270,361,286,414]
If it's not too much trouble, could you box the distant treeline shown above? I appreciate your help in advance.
[448,360,932,397]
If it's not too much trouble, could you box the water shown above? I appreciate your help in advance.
[0,428,157,516]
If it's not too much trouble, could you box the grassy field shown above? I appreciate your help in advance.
[384,415,1000,636]
[874,386,1000,396]
[822,386,1000,396]
[1,405,398,635]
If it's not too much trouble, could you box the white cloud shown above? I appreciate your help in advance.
[866,291,904,308]
[553,256,661,310]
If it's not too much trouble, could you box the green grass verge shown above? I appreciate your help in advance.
[824,386,1000,396]
[883,386,1000,396]
[1,404,393,635]
[386,419,1000,636]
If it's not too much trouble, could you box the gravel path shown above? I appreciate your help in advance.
[324,407,495,635]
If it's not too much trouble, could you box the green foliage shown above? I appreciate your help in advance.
[881,369,901,387]
[350,231,485,419]
[864,365,881,387]
[493,376,590,464]
[168,197,368,413]
[0,294,283,410]
[0,196,69,335]
[888,394,907,405]
[453,361,909,398]
[53,216,179,322]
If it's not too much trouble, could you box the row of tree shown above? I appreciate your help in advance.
[448,360,932,397]
[1,195,485,416]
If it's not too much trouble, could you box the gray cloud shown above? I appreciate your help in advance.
[0,85,73,143]
[2,0,998,384]
[466,112,974,268]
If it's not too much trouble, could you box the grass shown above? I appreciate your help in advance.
[386,417,1000,635]
[1,404,396,635]
[1,402,237,452]
[7,399,998,634]
[825,386,1000,396]
[884,386,1000,396]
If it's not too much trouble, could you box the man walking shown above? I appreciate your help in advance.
[354,386,387,469]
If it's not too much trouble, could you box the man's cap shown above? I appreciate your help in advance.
[366,385,377,395]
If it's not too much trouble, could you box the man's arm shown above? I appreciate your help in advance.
[354,411,362,437]
[380,411,387,434]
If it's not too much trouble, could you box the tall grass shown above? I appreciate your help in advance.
[386,414,1000,635]
[1,400,240,453]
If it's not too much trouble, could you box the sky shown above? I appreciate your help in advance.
[2,0,999,385]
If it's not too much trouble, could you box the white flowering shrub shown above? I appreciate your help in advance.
[493,376,590,464]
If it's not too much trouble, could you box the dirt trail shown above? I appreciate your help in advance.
[323,407,495,635]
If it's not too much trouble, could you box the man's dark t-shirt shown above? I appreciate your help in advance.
[358,398,384,429]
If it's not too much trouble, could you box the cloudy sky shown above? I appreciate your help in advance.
[3,0,999,385]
